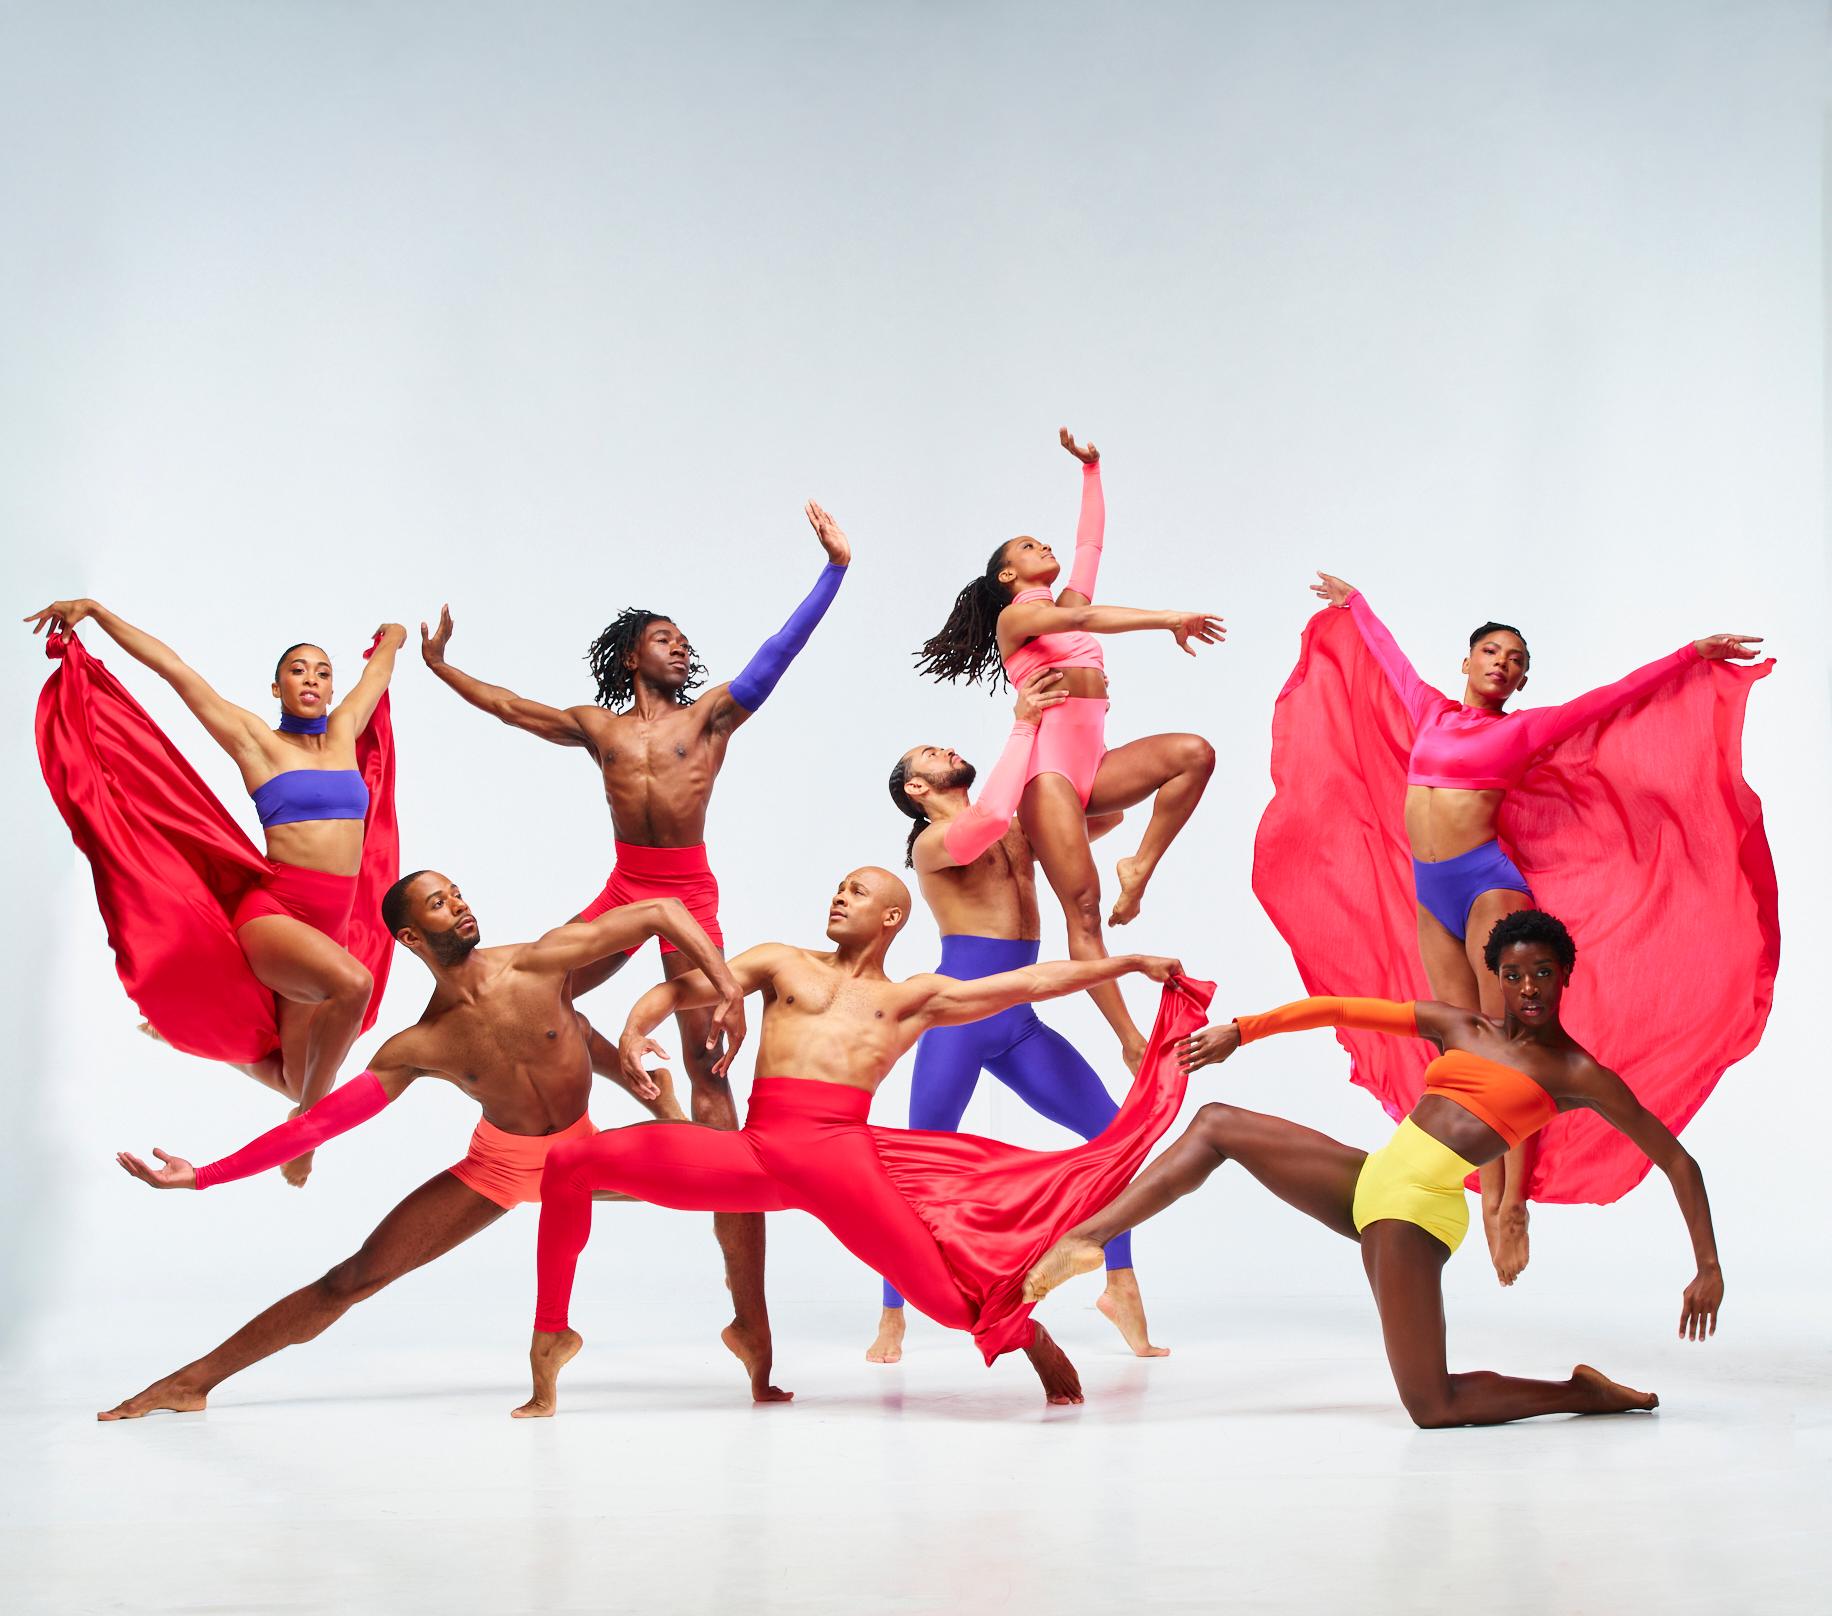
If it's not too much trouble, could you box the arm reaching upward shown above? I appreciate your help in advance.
[1057,430,1104,605]
[1334,586,1444,726]
[419,605,593,748]
[328,624,406,739]
[720,502,851,723]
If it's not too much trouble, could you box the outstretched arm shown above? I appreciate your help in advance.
[328,624,407,739]
[419,605,593,748]
[914,953,1181,1032]
[1057,429,1104,606]
[1512,635,1760,755]
[1178,993,1453,1073]
[999,598,1224,659]
[25,598,268,765]
[115,1033,426,1191]
[1316,579,1443,727]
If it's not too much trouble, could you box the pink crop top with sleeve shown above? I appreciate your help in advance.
[1344,591,1701,791]
[1002,460,1108,687]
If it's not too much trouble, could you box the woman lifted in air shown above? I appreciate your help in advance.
[916,429,1221,1072]
[1023,910,1724,1428]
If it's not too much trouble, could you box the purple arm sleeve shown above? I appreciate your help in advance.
[728,561,848,712]
[1345,590,1443,725]
[940,720,1039,865]
[1513,643,1701,756]
[194,1071,391,1189]
[1062,461,1105,601]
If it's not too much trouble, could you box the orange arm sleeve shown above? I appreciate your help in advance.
[1234,996,1418,1045]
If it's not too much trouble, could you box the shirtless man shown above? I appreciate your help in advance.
[869,670,1164,1364]
[515,867,1198,1418]
[99,871,747,1420]
[420,501,850,1397]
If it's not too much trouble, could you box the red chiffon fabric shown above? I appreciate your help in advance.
[34,629,399,1066]
[1251,607,1777,1204]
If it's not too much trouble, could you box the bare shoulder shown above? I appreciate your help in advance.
[1558,1044,1627,1103]
[566,704,616,746]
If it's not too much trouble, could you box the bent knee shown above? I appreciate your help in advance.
[1399,1387,1461,1429]
[1178,734,1217,776]
[1192,1101,1242,1142]
[330,960,373,1003]
[1061,886,1103,930]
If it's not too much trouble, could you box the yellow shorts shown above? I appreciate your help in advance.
[1352,1118,1477,1254]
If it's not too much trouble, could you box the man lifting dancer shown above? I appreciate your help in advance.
[419,500,850,1398]
[100,871,738,1419]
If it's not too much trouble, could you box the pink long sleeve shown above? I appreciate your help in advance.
[941,720,1038,865]
[193,1071,391,1189]
[1344,591,1443,726]
[1511,644,1702,756]
[1062,461,1105,601]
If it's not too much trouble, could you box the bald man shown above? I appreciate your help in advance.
[515,866,1204,1417]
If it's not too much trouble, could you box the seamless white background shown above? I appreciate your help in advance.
[0,7,1826,1606]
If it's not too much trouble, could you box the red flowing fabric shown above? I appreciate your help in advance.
[877,974,1213,1362]
[34,629,399,1066]
[1251,607,1777,1204]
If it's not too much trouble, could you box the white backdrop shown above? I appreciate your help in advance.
[2,1,1826,1394]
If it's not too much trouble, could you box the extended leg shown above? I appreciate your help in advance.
[1361,1221,1657,1427]
[98,1171,504,1420]
[1084,732,1216,925]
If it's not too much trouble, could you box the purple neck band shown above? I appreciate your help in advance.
[278,710,328,735]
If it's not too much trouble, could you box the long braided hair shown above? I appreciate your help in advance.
[914,541,1017,690]
[887,755,929,868]
[585,610,706,709]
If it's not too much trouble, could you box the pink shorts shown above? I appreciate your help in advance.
[578,841,724,955]
[450,1112,600,1209]
[1026,697,1108,808]
[231,861,358,943]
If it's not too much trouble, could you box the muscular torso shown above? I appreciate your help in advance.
[573,696,736,846]
[1406,1018,1592,1166]
[1403,785,1505,864]
[749,951,927,1093]
[240,734,366,877]
[918,825,1041,941]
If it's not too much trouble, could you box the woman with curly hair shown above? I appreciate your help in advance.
[916,429,1222,1070]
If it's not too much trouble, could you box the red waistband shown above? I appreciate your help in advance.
[612,841,713,876]
[262,861,360,892]
[468,1110,596,1160]
[748,1075,874,1120]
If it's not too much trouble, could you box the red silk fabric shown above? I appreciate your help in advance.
[34,629,399,1065]
[1251,607,1778,1204]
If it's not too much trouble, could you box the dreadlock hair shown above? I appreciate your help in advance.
[914,541,1017,690]
[888,755,928,868]
[274,642,324,681]
[585,610,706,709]
[1482,908,1576,974]
[381,869,437,937]
[1469,620,1530,669]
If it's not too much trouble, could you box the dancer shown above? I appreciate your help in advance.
[1254,574,1773,1279]
[420,499,850,1396]
[29,599,404,1185]
[516,867,1209,1417]
[100,872,738,1419]
[916,430,1219,1072]
[1025,910,1724,1427]
[872,669,1163,1363]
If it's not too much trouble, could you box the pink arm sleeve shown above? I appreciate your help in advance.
[1062,461,1105,601]
[193,1071,391,1189]
[940,720,1039,865]
[1512,644,1701,757]
[1344,591,1442,725]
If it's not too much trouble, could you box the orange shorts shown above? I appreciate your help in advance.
[449,1112,599,1209]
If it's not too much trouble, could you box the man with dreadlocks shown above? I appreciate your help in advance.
[418,499,849,1400]
[868,669,1167,1364]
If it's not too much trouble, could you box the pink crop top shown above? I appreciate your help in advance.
[1003,460,1107,687]
[1345,591,1700,790]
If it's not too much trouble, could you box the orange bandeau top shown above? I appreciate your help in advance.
[1232,996,1559,1148]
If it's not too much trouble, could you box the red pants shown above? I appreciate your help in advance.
[577,842,723,955]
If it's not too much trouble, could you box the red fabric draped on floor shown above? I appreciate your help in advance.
[1251,607,1777,1204]
[34,629,399,1066]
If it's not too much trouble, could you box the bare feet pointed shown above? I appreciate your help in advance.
[97,1376,207,1421]
[1024,1322,1084,1404]
[1108,856,1149,927]
[1023,1235,1105,1303]
[722,1321,793,1403]
[1096,1270,1169,1358]
[1571,1363,1658,1415]
[866,1306,906,1364]
[512,1328,582,1418]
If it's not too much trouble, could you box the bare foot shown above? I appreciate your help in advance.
[650,1068,687,1123]
[1494,1207,1530,1287]
[136,1020,167,1047]
[511,1328,583,1418]
[865,1306,906,1364]
[1096,1269,1169,1358]
[722,1321,793,1403]
[1108,856,1150,926]
[1023,1234,1105,1303]
[98,1375,207,1421]
[281,1148,314,1188]
[1024,1322,1084,1404]
[1571,1363,1658,1415]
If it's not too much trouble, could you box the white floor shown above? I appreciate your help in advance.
[4,1283,1826,1615]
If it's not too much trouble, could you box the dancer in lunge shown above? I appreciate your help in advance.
[1254,573,1772,1280]
[1024,911,1724,1428]
[917,430,1219,1073]
[100,873,738,1420]
[421,500,851,1396]
[29,599,404,1185]
[870,669,1163,1363]
[515,868,1209,1417]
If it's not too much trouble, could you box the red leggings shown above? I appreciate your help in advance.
[534,1077,974,1334]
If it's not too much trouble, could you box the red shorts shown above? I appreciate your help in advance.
[451,1112,599,1210]
[578,841,723,955]
[231,861,358,943]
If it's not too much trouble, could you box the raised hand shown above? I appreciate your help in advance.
[1176,1022,1240,1072]
[1135,955,1185,983]
[420,605,455,667]
[1059,427,1099,465]
[24,598,95,636]
[1692,633,1763,662]
[1013,668,1067,724]
[805,500,851,566]
[1310,572,1354,608]
[1169,613,1226,656]
[1679,1266,1723,1341]
[116,1147,197,1190]
[375,622,408,650]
